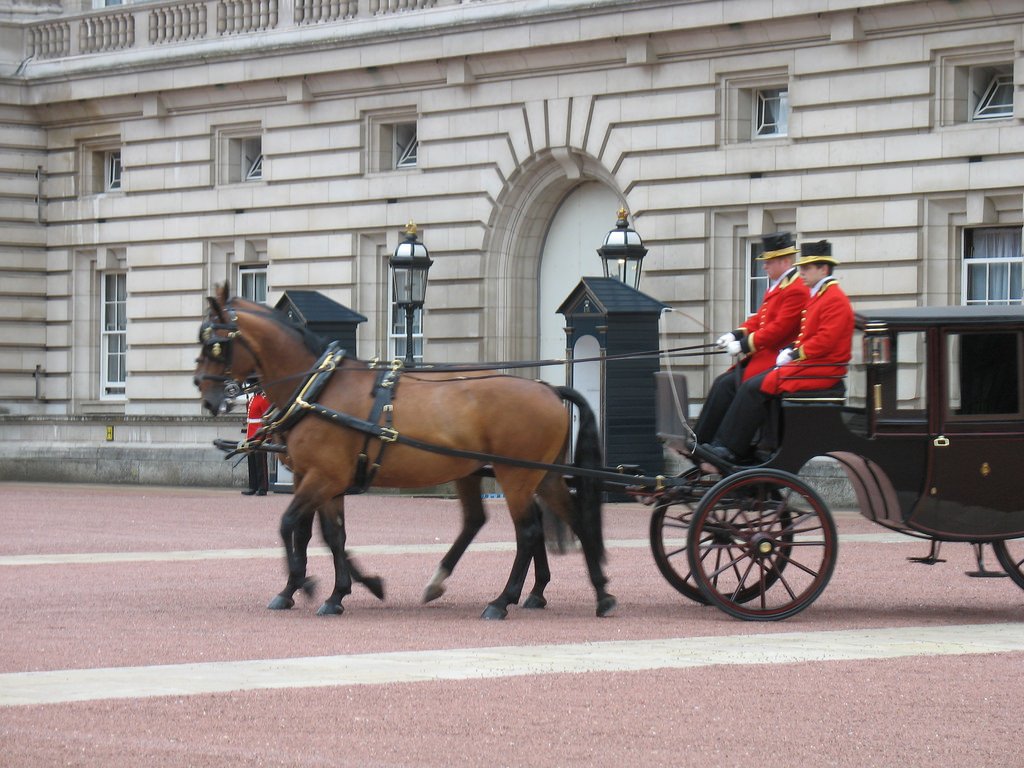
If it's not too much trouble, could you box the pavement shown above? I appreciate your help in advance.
[1,482,1022,767]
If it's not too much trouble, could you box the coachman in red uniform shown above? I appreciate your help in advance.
[701,240,854,463]
[694,231,810,444]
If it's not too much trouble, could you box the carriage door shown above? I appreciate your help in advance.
[913,329,1024,537]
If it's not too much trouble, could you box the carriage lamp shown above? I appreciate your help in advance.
[863,322,892,367]
[389,221,433,366]
[597,207,648,290]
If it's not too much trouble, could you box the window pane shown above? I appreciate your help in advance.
[101,272,127,395]
[747,241,767,314]
[973,72,1014,121]
[106,151,122,190]
[948,332,1019,416]
[964,227,1023,305]
[239,268,267,303]
[394,123,418,168]
[390,305,423,362]
[755,89,788,137]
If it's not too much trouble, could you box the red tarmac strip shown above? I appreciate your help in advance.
[1,482,1022,767]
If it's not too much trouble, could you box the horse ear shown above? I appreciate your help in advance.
[207,294,223,321]
[218,282,230,304]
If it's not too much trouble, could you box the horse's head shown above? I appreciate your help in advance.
[193,283,259,416]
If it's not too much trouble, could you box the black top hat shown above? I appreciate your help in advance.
[756,231,797,260]
[794,240,839,266]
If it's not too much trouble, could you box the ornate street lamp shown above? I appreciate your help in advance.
[597,207,648,290]
[389,221,433,366]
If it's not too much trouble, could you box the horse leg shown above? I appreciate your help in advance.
[423,474,488,603]
[522,500,551,610]
[314,495,354,616]
[481,497,543,620]
[345,551,385,601]
[268,498,318,610]
[537,472,617,618]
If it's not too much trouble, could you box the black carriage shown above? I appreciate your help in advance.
[649,305,1024,620]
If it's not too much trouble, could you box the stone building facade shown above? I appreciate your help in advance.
[0,0,1022,485]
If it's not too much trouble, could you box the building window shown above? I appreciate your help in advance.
[746,239,768,314]
[238,266,267,304]
[971,66,1014,121]
[231,136,263,182]
[105,151,122,190]
[216,126,264,184]
[963,227,1023,305]
[101,272,127,398]
[938,49,1015,126]
[755,88,789,138]
[367,111,419,172]
[389,304,423,364]
[80,139,123,196]
[391,122,418,168]
[721,71,790,144]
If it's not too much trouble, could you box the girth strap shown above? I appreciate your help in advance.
[349,364,402,494]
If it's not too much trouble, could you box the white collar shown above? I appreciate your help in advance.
[810,276,833,297]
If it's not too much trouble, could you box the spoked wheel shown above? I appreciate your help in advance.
[650,499,708,604]
[992,538,1024,590]
[687,468,838,621]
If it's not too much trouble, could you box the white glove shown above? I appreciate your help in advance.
[716,332,736,349]
[725,339,742,356]
[775,348,794,366]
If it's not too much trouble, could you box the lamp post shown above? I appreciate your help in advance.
[389,221,433,366]
[597,207,648,290]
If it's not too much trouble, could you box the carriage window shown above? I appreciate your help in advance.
[946,332,1021,418]
[847,329,867,410]
[873,331,927,422]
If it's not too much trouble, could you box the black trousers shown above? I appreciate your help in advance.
[714,370,774,455]
[694,365,744,444]
[247,451,269,492]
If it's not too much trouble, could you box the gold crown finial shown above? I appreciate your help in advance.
[617,207,629,225]
[404,221,418,237]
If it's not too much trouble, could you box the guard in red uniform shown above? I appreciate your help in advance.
[243,390,270,496]
[694,232,810,443]
[701,240,854,463]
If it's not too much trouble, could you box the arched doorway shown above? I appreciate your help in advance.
[538,182,622,388]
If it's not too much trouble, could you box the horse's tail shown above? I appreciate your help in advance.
[556,386,605,562]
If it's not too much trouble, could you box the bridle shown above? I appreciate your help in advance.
[196,299,265,398]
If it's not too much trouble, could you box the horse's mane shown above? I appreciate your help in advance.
[232,296,327,357]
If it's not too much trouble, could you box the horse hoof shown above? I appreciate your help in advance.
[267,595,294,610]
[522,594,547,610]
[363,577,385,601]
[316,602,345,616]
[422,583,446,604]
[480,604,508,620]
[596,594,617,617]
[301,577,317,598]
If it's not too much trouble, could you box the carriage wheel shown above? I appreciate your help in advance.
[686,468,837,621]
[992,539,1024,591]
[650,500,708,604]
[651,496,791,606]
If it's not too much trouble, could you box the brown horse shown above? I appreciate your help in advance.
[193,285,615,619]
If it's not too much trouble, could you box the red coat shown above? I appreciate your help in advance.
[736,268,809,381]
[761,278,854,395]
[246,392,270,439]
